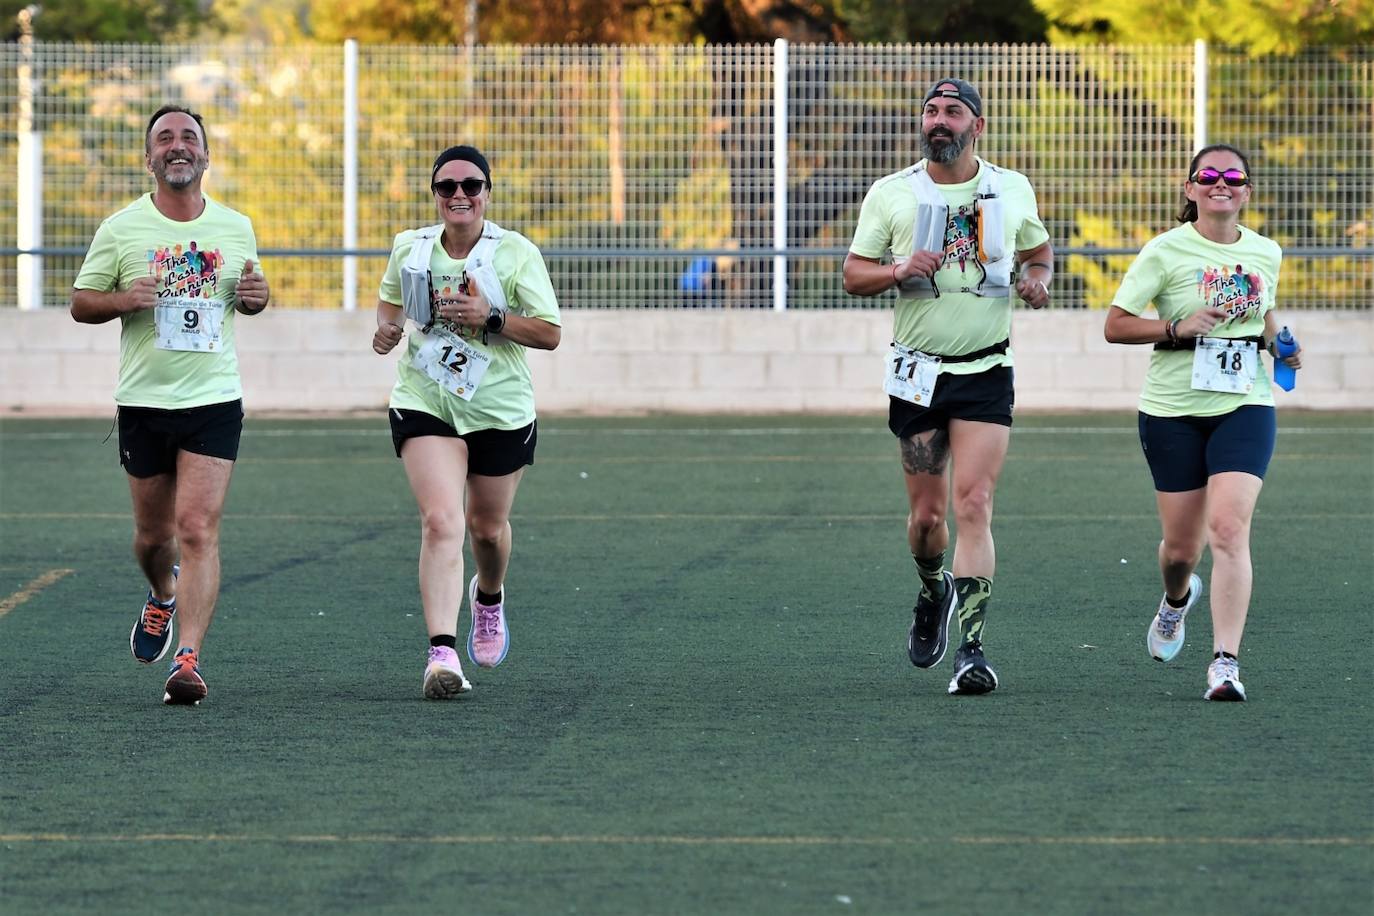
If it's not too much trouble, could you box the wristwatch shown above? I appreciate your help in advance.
[484,307,506,334]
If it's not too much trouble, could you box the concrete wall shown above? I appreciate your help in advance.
[3,309,1370,414]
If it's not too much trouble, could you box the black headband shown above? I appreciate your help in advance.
[431,145,491,187]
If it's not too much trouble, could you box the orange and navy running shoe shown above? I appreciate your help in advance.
[131,564,178,663]
[163,647,207,706]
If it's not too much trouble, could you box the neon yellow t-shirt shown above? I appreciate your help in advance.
[849,160,1050,375]
[73,194,259,409]
[1113,222,1281,418]
[379,227,561,434]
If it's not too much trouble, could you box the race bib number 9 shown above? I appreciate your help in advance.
[155,297,223,352]
[1191,338,1258,394]
[884,342,941,405]
[413,327,492,401]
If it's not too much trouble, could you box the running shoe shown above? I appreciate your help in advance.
[1148,573,1202,663]
[163,647,207,706]
[908,570,957,669]
[467,576,509,669]
[947,642,999,696]
[423,645,472,699]
[131,564,179,664]
[1204,655,1247,702]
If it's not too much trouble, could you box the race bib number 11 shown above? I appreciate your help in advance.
[884,342,942,405]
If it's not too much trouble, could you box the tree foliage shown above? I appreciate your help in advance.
[0,0,208,42]
[1031,0,1374,55]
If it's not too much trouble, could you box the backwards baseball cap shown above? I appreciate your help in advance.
[431,145,491,186]
[922,78,982,117]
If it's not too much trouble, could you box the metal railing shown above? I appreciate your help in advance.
[3,41,1369,311]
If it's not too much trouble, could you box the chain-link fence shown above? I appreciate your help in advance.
[1,42,1369,310]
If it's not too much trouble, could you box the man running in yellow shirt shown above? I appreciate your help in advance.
[71,104,270,706]
[844,79,1054,695]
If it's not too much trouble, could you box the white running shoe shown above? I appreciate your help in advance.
[422,645,472,699]
[1147,573,1202,663]
[1204,655,1246,702]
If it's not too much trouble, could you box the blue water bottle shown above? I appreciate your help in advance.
[1273,326,1298,392]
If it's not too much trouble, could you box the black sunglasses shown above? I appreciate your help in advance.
[431,177,489,199]
[1190,167,1249,187]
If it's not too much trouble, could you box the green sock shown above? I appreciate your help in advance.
[913,552,947,601]
[954,576,994,648]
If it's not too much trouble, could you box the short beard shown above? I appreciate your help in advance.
[920,125,974,164]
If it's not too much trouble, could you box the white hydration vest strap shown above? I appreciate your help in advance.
[897,159,1011,299]
[400,220,509,327]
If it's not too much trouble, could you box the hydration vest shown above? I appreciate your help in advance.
[400,220,509,329]
[897,158,1011,299]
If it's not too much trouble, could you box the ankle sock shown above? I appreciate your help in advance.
[430,635,457,650]
[1164,588,1190,609]
[476,587,502,606]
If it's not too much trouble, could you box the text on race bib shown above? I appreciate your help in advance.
[413,326,492,401]
[154,296,223,352]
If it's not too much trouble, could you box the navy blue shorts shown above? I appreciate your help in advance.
[117,400,244,478]
[1137,406,1276,492]
[888,366,1015,439]
[389,409,536,477]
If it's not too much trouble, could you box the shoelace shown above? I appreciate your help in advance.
[1212,657,1239,683]
[428,646,454,665]
[474,604,502,639]
[1155,608,1182,639]
[171,651,198,673]
[141,602,173,636]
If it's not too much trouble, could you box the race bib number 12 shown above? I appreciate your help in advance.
[413,327,492,401]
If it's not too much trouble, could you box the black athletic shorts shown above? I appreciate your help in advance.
[888,366,1015,439]
[117,399,244,478]
[389,408,537,477]
[1138,406,1276,492]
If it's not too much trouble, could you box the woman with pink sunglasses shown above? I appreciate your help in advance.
[1103,143,1303,702]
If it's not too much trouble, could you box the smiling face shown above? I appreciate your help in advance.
[145,111,209,192]
[919,93,983,165]
[432,159,489,231]
[1185,148,1251,220]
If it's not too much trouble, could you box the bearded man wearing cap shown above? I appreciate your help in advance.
[843,78,1055,696]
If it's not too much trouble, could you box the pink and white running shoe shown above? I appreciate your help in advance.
[467,575,509,669]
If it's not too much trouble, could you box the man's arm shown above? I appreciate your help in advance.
[1013,241,1054,309]
[70,280,156,324]
[843,250,944,297]
[234,259,270,315]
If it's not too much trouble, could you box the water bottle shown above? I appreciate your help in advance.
[1273,326,1298,392]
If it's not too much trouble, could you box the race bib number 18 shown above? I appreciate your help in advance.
[413,327,492,401]
[154,297,223,352]
[1191,338,1258,394]
[884,342,942,405]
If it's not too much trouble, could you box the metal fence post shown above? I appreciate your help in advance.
[1193,39,1208,152]
[343,39,359,312]
[17,6,42,311]
[773,38,787,312]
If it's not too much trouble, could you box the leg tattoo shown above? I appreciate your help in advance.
[900,428,950,476]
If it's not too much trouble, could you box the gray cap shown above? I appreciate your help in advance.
[922,78,982,117]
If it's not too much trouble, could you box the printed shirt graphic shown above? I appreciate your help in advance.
[849,161,1050,375]
[73,194,258,409]
[1113,222,1282,417]
[379,228,561,434]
